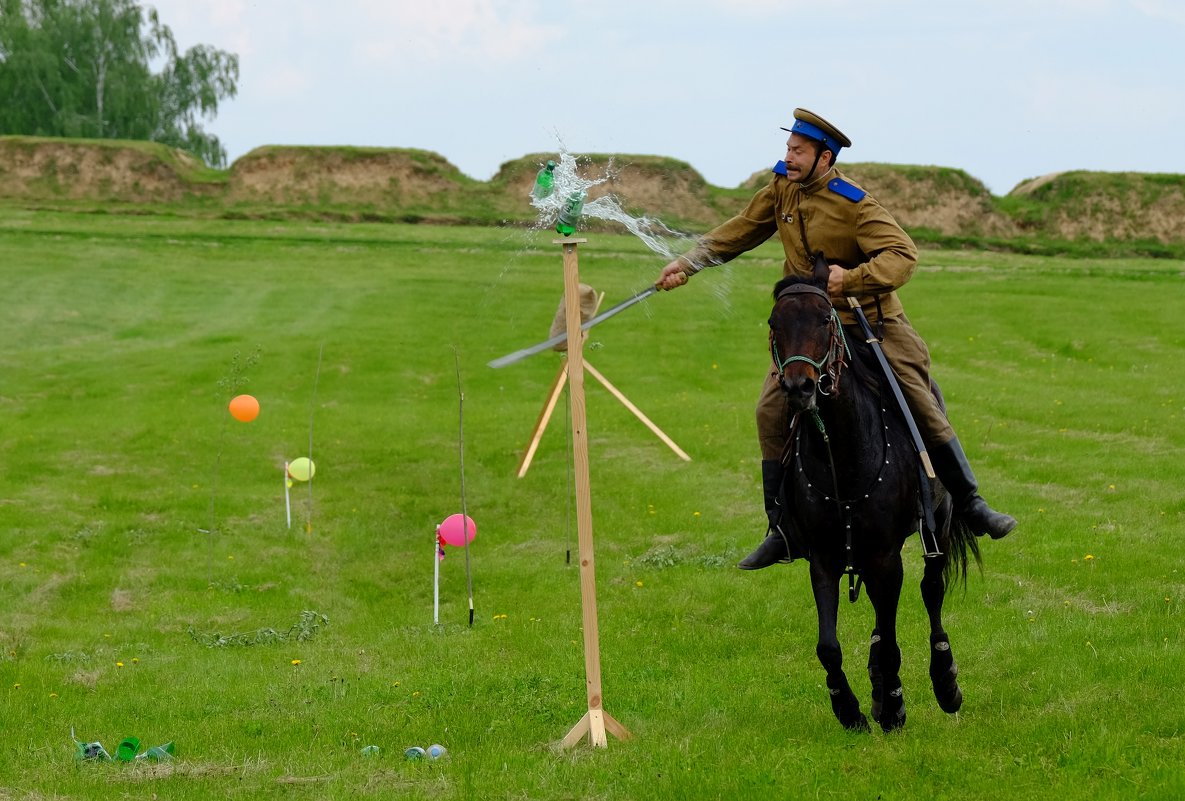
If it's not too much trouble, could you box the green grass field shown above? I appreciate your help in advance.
[1,208,1183,800]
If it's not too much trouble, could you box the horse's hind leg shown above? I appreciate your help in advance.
[922,553,963,713]
[810,564,869,732]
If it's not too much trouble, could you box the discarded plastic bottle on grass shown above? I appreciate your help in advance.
[140,742,176,761]
[531,160,556,200]
[116,737,140,762]
[556,190,586,236]
[76,741,110,761]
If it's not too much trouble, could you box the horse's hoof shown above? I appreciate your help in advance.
[842,713,871,732]
[937,686,963,714]
[879,707,907,733]
[933,668,963,713]
[930,644,963,713]
[878,686,906,732]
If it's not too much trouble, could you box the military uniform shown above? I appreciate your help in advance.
[679,162,953,460]
[667,108,1015,566]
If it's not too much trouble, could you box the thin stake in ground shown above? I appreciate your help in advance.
[453,346,476,627]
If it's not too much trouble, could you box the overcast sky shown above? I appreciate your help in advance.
[147,0,1185,195]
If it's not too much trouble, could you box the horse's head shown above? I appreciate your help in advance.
[768,273,847,413]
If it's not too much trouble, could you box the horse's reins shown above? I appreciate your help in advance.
[769,284,864,601]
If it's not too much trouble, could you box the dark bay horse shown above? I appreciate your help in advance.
[768,265,979,732]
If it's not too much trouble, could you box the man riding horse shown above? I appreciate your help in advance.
[654,108,1016,566]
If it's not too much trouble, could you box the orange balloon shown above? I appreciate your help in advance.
[228,394,260,422]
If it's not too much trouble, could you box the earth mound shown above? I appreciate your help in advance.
[2,136,1184,247]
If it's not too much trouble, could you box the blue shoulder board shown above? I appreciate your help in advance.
[827,177,865,202]
[772,160,788,176]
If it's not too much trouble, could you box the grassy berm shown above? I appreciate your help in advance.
[1,209,1183,799]
[2,134,1184,257]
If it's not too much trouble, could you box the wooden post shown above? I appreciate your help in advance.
[555,237,632,749]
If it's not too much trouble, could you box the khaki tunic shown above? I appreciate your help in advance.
[681,165,954,459]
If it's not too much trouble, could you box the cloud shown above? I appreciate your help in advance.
[1131,0,1185,24]
[352,0,563,67]
[254,63,313,99]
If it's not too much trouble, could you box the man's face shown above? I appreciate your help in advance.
[783,133,831,182]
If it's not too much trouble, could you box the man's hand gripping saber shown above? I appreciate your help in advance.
[487,284,660,369]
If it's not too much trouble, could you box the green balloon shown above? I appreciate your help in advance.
[288,457,316,482]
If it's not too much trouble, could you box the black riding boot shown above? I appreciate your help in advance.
[737,460,798,570]
[929,438,1017,539]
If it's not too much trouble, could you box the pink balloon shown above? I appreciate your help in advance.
[437,514,476,547]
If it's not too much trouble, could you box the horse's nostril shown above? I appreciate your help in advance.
[783,374,815,398]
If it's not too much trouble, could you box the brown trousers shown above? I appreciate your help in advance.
[757,316,955,460]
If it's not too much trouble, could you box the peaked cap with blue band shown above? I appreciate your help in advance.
[780,108,852,159]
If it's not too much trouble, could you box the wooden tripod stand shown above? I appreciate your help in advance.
[516,297,690,480]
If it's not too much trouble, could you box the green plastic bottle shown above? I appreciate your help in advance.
[555,190,586,236]
[530,160,556,200]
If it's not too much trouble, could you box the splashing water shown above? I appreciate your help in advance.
[529,152,697,261]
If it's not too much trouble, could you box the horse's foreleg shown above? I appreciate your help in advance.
[864,556,906,732]
[810,563,869,732]
[922,554,963,713]
[867,626,883,719]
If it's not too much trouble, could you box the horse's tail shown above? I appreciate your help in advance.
[943,509,983,590]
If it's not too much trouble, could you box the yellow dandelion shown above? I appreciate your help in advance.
[392,681,400,687]
[19,562,26,568]
[116,662,124,668]
[291,659,302,666]
[1107,484,1116,491]
[50,692,58,699]
[412,691,421,697]
[693,511,701,517]
[227,555,235,560]
[1084,554,1095,561]
[13,683,20,689]
[131,657,139,664]
[635,580,644,588]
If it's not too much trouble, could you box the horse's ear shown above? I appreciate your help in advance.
[812,251,830,289]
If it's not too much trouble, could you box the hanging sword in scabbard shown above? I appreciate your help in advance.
[817,252,942,557]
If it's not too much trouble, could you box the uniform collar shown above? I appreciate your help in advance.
[798,166,837,195]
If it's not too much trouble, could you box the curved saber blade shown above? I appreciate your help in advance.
[488,284,660,369]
